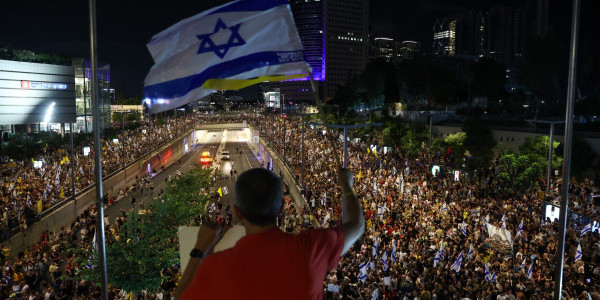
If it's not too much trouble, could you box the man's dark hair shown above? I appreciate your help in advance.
[235,168,282,226]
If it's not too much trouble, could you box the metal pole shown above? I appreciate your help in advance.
[553,0,580,298]
[547,122,554,192]
[69,123,76,204]
[301,115,305,190]
[429,113,433,146]
[83,63,88,134]
[122,112,125,168]
[88,0,109,298]
[343,127,348,168]
[283,116,286,163]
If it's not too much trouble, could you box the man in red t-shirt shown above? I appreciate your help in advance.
[176,167,364,299]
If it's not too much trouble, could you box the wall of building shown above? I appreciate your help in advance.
[0,59,76,125]
[433,125,600,154]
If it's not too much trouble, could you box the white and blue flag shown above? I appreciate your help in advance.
[372,238,378,258]
[527,262,534,279]
[484,263,497,283]
[461,220,467,236]
[581,222,592,237]
[516,219,523,238]
[391,242,397,264]
[321,192,326,207]
[358,261,368,282]
[381,251,389,272]
[500,214,506,229]
[144,0,310,114]
[468,242,474,260]
[574,243,582,263]
[520,258,526,273]
[439,201,447,213]
[371,288,379,300]
[451,252,463,273]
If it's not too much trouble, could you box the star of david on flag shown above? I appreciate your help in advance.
[144,0,310,114]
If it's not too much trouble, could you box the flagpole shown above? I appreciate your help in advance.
[553,0,580,298]
[88,0,109,298]
[307,72,341,167]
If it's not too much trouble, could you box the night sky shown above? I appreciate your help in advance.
[0,0,597,98]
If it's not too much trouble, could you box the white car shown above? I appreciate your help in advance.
[221,151,230,160]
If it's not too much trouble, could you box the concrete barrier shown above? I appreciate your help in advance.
[3,129,197,255]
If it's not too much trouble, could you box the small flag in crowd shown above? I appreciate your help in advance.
[372,238,378,258]
[468,242,474,260]
[209,202,216,212]
[574,243,582,263]
[222,186,229,195]
[581,222,592,237]
[217,187,223,197]
[371,288,379,300]
[484,263,497,283]
[461,220,467,236]
[358,261,368,282]
[451,252,463,273]
[520,258,527,273]
[391,242,397,264]
[439,201,447,213]
[434,241,444,267]
[37,200,43,213]
[357,170,362,180]
[321,192,326,206]
[527,262,534,279]
[500,214,506,229]
[381,251,388,272]
[516,219,524,238]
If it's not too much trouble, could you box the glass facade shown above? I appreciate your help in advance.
[72,58,111,132]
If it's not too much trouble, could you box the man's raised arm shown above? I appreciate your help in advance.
[337,166,365,255]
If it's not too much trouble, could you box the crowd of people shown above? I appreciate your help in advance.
[248,113,600,299]
[0,112,599,299]
[0,116,196,241]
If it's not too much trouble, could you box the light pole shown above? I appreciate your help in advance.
[298,113,317,191]
[310,122,383,168]
[527,119,565,192]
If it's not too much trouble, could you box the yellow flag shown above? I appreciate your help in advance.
[357,170,362,180]
[60,187,64,198]
[37,200,43,213]
[367,147,371,154]
[373,149,378,157]
[31,158,35,164]
[217,187,223,197]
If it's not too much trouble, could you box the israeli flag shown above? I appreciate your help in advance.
[438,241,445,261]
[500,214,506,229]
[358,261,368,282]
[574,243,582,263]
[391,242,397,264]
[439,201,447,213]
[468,242,474,260]
[43,189,47,201]
[483,221,489,232]
[371,288,379,300]
[144,0,310,114]
[461,221,467,236]
[209,202,216,212]
[372,238,378,258]
[451,252,463,273]
[527,262,533,279]
[484,263,497,283]
[516,219,523,238]
[520,258,526,273]
[321,192,326,207]
[581,222,592,237]
[381,251,389,272]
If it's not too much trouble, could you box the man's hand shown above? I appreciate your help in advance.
[337,166,354,193]
[196,215,230,254]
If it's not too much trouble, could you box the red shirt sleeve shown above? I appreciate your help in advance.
[306,227,345,271]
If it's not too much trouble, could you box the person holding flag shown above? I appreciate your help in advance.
[484,263,497,283]
[451,252,463,273]
[358,261,368,283]
[574,243,582,263]
[468,242,474,260]
[580,222,592,237]
[178,164,364,299]
[516,219,524,238]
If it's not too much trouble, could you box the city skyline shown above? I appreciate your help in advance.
[0,0,597,97]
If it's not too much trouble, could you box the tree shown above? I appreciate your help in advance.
[519,136,562,169]
[70,167,212,294]
[497,153,545,193]
[463,119,497,170]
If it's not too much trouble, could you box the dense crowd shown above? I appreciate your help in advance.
[248,113,600,299]
[0,116,196,241]
[1,112,599,299]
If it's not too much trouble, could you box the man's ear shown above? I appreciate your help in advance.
[233,204,244,221]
